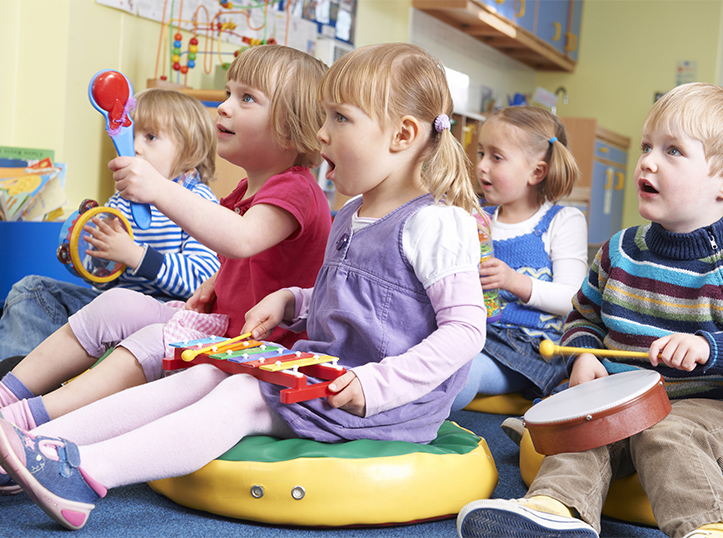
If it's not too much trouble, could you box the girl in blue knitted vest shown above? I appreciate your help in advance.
[452,106,588,411]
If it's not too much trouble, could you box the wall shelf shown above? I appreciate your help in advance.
[412,0,577,72]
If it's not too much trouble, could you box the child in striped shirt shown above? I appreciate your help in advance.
[0,88,220,362]
[458,83,723,538]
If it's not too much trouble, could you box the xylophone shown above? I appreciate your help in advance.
[164,335,347,404]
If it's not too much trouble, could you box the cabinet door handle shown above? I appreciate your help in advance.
[565,32,578,53]
[516,0,525,18]
[615,171,625,190]
[604,168,614,190]
[552,22,561,41]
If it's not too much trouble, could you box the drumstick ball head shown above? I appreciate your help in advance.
[539,339,555,359]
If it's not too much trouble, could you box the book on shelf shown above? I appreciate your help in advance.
[0,147,67,221]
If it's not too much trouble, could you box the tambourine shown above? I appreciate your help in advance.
[56,199,133,284]
[523,369,671,455]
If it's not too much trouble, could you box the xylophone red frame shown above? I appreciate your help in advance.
[163,342,347,404]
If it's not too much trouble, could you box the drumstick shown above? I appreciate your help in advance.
[181,332,253,362]
[539,339,650,360]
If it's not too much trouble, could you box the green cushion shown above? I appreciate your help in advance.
[219,420,481,462]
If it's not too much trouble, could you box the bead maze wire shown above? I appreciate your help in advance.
[154,0,289,86]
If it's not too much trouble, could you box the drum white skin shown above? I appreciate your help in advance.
[523,370,671,455]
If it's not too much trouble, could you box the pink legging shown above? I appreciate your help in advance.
[33,364,294,489]
[69,288,180,382]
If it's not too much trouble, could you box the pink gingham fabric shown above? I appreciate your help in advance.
[162,302,230,358]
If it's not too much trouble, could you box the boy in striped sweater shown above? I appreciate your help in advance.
[458,83,723,538]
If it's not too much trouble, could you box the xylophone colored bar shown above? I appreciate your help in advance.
[164,338,347,404]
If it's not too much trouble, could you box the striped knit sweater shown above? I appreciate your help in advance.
[562,219,723,399]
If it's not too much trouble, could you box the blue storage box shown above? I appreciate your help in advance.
[0,221,90,302]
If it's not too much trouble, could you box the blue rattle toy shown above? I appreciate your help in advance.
[56,199,133,284]
[88,69,152,230]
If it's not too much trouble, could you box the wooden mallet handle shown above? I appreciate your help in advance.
[181,331,253,362]
[539,339,650,360]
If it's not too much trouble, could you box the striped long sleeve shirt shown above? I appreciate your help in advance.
[102,170,220,300]
[562,219,723,399]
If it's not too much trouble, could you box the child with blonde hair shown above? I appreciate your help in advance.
[452,106,588,410]
[0,88,220,362]
[0,42,485,531]
[459,82,723,538]
[0,45,330,449]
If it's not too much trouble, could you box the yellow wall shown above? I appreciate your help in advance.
[356,0,411,45]
[536,0,723,228]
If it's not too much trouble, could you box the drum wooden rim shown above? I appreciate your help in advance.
[523,371,672,455]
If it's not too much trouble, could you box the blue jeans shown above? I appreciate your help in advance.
[451,351,530,411]
[450,325,568,412]
[0,275,101,361]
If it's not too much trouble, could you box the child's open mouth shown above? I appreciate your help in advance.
[217,125,235,135]
[639,179,659,194]
[323,155,336,174]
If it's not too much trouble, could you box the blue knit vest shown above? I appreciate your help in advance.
[491,204,565,337]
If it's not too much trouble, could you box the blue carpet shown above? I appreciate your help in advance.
[0,409,665,537]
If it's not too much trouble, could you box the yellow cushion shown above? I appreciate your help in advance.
[149,421,498,527]
[519,429,656,526]
[464,392,534,415]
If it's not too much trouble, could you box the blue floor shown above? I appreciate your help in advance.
[0,409,665,537]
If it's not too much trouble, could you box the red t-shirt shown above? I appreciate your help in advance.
[211,166,331,347]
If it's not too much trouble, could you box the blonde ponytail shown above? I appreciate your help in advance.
[424,128,481,215]
[544,131,580,203]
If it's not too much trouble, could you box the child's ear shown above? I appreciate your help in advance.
[390,116,421,152]
[529,161,548,186]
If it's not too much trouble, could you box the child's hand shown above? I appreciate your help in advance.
[327,372,366,417]
[569,353,609,387]
[109,156,166,205]
[649,333,710,371]
[185,276,217,313]
[84,216,144,269]
[480,258,532,302]
[241,290,296,340]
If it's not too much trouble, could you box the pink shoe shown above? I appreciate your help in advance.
[0,418,106,530]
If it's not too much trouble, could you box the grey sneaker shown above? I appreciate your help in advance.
[457,499,598,538]
[500,416,526,446]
